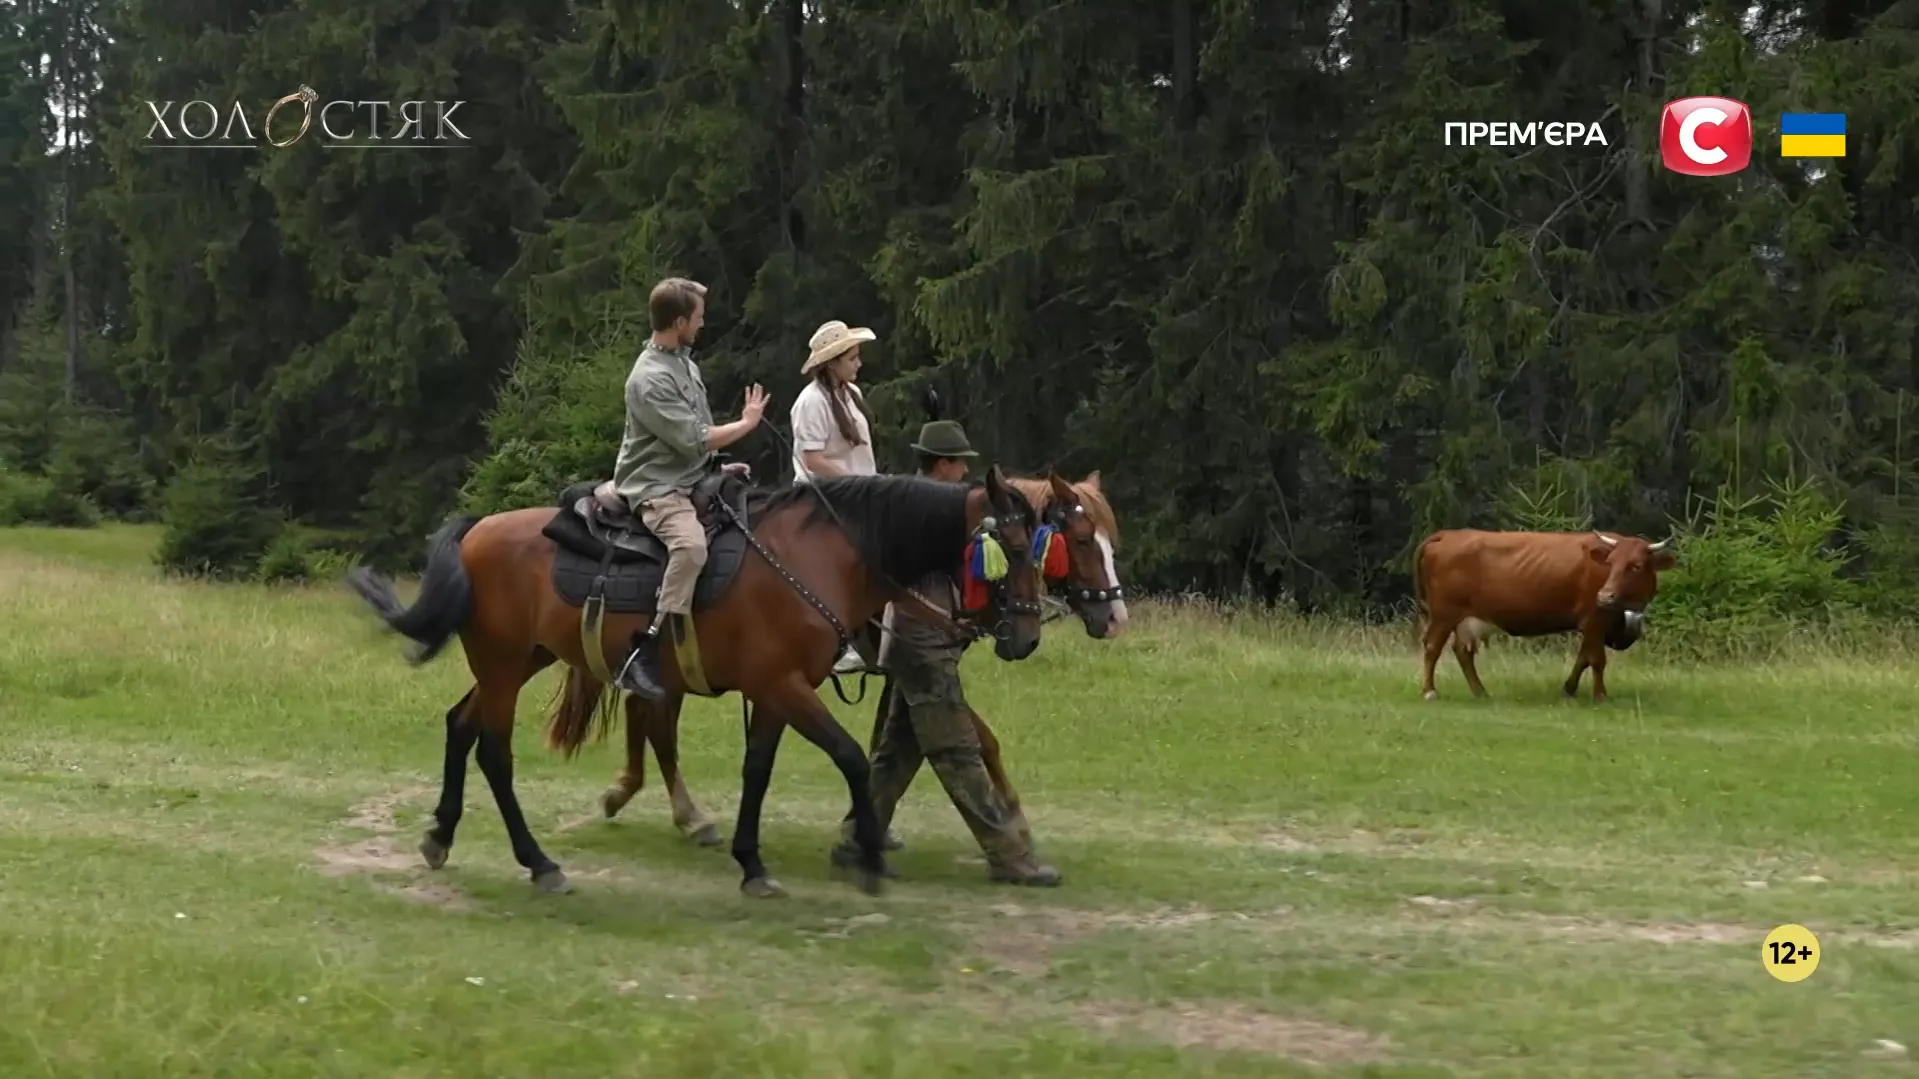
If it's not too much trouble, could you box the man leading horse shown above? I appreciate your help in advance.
[830,415,1063,887]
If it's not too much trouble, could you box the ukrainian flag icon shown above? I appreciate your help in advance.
[1780,113,1846,157]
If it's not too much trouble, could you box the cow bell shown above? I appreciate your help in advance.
[1608,609,1646,651]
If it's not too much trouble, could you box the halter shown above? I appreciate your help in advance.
[1034,500,1125,608]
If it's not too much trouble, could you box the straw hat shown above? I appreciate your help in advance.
[802,320,877,374]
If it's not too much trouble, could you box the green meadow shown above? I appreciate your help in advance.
[0,524,1913,1077]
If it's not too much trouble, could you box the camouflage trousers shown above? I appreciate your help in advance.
[858,655,1038,871]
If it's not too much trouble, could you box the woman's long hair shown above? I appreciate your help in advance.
[814,365,875,447]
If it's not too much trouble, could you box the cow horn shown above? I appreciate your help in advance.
[1594,532,1618,546]
[1647,536,1672,552]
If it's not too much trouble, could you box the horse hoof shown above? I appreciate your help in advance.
[599,787,628,818]
[533,868,572,894]
[1421,690,1437,702]
[882,828,905,852]
[857,869,887,897]
[419,835,449,870]
[741,876,787,899]
[686,822,724,847]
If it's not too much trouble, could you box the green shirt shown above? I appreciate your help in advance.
[613,341,715,504]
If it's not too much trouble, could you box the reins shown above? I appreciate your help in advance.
[750,417,998,630]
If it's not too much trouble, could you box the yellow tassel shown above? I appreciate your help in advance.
[979,534,1008,580]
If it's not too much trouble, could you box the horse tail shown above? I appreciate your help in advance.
[344,515,480,666]
[544,665,622,759]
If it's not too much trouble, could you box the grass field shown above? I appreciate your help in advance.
[2,523,1915,1077]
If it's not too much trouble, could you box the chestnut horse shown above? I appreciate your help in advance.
[345,468,1047,898]
[582,469,1127,854]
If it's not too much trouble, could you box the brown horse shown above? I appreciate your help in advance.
[345,468,1048,898]
[588,469,1128,852]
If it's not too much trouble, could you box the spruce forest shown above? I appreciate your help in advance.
[3,0,1917,633]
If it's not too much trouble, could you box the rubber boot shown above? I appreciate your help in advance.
[841,815,905,852]
[829,840,900,878]
[988,852,1063,887]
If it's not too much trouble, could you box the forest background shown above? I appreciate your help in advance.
[2,0,1916,649]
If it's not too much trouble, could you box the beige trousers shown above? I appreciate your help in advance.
[638,490,707,616]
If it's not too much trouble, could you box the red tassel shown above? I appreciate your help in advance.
[961,571,989,612]
[958,537,984,610]
[1042,532,1070,579]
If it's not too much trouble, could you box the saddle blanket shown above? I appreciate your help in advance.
[540,481,750,614]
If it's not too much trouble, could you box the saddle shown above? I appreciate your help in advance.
[554,472,748,559]
[539,471,753,616]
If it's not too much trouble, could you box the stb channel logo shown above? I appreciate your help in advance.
[1660,97,1753,176]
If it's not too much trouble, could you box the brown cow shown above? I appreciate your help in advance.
[1413,529,1675,702]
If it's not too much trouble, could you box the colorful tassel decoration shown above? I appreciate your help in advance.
[961,532,1007,611]
[969,533,1009,581]
[1032,524,1069,580]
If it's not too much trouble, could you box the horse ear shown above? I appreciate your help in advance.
[1079,469,1101,490]
[985,464,1009,498]
[1047,471,1077,501]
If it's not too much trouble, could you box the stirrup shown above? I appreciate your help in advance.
[614,638,665,699]
[613,649,641,688]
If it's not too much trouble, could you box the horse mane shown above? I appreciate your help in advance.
[748,474,998,585]
[1006,474,1121,545]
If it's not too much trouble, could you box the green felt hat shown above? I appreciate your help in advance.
[911,420,977,458]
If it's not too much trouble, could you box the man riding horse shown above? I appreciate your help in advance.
[610,277,767,700]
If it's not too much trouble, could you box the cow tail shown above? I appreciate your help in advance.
[1410,538,1429,620]
[1410,535,1440,646]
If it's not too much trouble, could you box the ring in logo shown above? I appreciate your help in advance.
[264,85,318,148]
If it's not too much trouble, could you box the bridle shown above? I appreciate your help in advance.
[1039,499,1125,611]
[948,504,1046,641]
